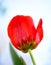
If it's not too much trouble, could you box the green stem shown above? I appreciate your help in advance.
[28,49,36,65]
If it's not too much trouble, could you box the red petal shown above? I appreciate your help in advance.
[26,16,36,40]
[35,18,43,45]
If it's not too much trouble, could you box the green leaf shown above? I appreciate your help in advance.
[20,57,26,65]
[9,43,26,65]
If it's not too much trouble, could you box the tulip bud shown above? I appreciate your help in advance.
[7,15,43,53]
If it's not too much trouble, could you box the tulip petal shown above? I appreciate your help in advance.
[26,16,36,40]
[35,18,43,45]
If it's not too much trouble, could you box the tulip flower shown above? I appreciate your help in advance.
[7,15,43,65]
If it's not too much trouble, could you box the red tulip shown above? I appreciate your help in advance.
[7,15,43,53]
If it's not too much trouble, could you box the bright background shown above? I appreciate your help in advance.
[0,0,51,65]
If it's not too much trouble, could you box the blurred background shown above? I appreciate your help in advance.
[0,0,51,65]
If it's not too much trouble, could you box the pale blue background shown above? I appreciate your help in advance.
[0,0,51,65]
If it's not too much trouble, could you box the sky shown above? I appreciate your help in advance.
[0,0,51,65]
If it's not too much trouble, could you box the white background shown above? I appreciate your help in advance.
[0,0,51,65]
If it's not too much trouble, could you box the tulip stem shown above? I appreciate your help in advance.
[28,49,36,65]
